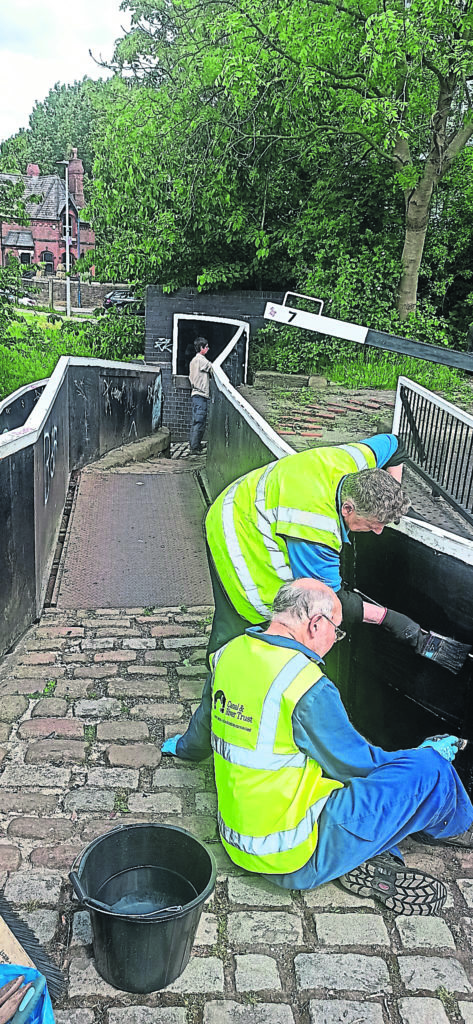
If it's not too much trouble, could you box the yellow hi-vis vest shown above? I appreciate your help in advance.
[205,442,377,622]
[210,634,343,874]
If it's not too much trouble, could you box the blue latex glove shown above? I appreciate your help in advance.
[419,734,460,762]
[161,735,183,755]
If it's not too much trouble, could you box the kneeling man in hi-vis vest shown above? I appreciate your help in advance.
[204,433,430,659]
[163,578,473,915]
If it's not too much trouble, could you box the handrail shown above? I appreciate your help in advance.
[393,376,473,527]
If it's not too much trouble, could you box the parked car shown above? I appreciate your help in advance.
[103,290,144,314]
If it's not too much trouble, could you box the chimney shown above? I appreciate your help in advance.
[67,148,85,209]
[26,163,40,177]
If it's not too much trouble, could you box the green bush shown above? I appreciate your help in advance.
[65,313,145,361]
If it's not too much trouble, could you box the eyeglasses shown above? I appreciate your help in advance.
[317,614,346,643]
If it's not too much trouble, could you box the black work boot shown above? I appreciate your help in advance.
[338,852,446,915]
[412,823,473,850]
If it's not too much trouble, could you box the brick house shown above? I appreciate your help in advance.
[0,149,94,272]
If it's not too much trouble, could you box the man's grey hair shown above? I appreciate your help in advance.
[272,580,334,622]
[340,469,411,524]
[194,337,209,353]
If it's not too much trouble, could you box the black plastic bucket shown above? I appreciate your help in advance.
[70,823,216,992]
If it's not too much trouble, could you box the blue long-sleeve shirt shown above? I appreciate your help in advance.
[286,433,403,591]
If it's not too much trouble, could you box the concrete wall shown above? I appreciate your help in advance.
[0,358,164,657]
[0,380,47,433]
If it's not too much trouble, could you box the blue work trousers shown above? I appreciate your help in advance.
[268,748,473,890]
[189,395,208,453]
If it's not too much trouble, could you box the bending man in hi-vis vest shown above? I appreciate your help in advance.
[163,579,473,914]
[203,433,424,657]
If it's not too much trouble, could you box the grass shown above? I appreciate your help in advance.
[0,334,97,400]
[327,350,473,406]
[1,303,144,401]
[113,790,129,814]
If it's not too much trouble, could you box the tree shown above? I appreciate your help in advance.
[107,0,473,320]
[0,79,104,181]
[0,179,31,269]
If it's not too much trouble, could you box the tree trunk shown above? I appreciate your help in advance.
[396,173,435,321]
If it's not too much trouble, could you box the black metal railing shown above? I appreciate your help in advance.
[394,378,473,527]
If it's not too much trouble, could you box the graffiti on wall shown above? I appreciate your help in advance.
[154,337,172,354]
[44,425,58,504]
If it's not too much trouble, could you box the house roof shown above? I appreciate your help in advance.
[4,230,34,247]
[0,172,78,220]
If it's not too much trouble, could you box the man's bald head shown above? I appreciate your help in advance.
[272,578,340,624]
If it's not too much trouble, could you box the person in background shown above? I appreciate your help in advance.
[163,578,473,914]
[189,337,212,455]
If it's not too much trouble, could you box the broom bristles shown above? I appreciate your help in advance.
[0,898,64,1002]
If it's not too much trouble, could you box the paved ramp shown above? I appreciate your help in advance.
[56,464,212,608]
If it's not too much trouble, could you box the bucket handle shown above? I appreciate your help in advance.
[69,871,182,919]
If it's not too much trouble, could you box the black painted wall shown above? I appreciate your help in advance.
[0,382,46,432]
[0,447,36,654]
[68,363,162,469]
[0,359,163,657]
[205,380,286,501]
[333,529,473,793]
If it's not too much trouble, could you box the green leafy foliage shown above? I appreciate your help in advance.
[79,0,473,339]
[0,312,144,401]
[0,79,103,179]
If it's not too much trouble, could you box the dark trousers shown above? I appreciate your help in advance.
[206,543,256,662]
[189,395,208,453]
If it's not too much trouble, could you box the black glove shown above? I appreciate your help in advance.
[336,587,364,630]
[382,609,423,650]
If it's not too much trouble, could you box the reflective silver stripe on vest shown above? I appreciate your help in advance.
[212,733,305,770]
[338,445,371,470]
[276,506,341,543]
[218,793,330,856]
[221,479,271,618]
[255,465,293,583]
[211,652,308,770]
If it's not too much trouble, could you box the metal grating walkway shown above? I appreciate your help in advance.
[56,468,212,608]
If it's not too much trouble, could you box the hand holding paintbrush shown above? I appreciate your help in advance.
[355,590,472,674]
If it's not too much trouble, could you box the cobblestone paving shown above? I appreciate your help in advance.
[0,605,473,1023]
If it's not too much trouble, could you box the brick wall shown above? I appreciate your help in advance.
[3,216,95,271]
[145,286,283,363]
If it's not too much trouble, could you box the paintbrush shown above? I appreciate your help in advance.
[416,631,472,675]
[354,590,472,675]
